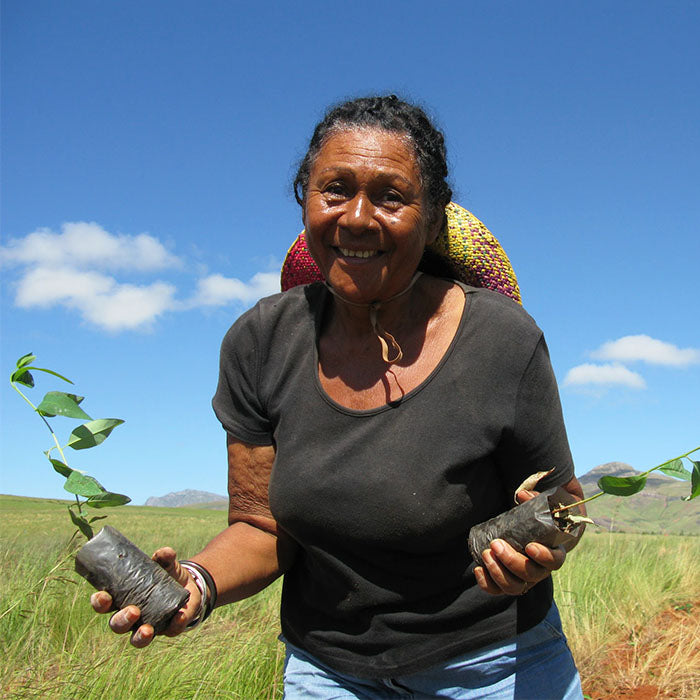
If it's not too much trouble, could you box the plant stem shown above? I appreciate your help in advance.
[552,491,606,514]
[11,380,81,511]
[552,446,700,515]
[10,380,39,412]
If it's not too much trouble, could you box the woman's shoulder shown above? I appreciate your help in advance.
[457,282,539,329]
[222,282,325,346]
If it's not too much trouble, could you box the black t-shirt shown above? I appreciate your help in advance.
[213,281,574,679]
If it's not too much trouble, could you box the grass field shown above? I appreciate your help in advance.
[1,495,698,699]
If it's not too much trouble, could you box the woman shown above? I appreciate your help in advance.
[94,96,584,699]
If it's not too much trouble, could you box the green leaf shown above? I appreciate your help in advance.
[658,458,691,481]
[10,355,73,386]
[30,366,74,384]
[37,391,92,419]
[64,472,105,498]
[69,507,94,539]
[50,459,74,477]
[11,368,34,387]
[16,353,36,368]
[597,474,647,496]
[86,492,131,508]
[66,419,124,450]
[89,515,108,524]
[39,393,87,417]
[683,461,700,501]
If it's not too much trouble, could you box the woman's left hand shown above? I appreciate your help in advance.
[473,489,567,596]
[474,538,566,596]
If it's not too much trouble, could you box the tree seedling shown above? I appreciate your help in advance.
[10,352,129,538]
[10,353,189,633]
[469,447,699,566]
[549,446,699,521]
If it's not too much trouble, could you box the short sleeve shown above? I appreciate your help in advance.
[212,308,274,446]
[496,335,574,496]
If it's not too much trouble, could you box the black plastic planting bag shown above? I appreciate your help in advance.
[468,486,584,566]
[75,525,190,634]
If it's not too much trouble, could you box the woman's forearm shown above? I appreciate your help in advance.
[190,521,297,607]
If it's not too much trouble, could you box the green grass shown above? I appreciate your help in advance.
[0,496,284,699]
[1,495,698,698]
[554,530,700,695]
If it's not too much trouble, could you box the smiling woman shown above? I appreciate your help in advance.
[90,95,584,699]
[303,129,436,306]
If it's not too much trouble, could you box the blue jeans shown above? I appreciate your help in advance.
[283,603,583,699]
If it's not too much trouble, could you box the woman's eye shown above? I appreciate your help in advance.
[324,182,347,197]
[382,190,404,205]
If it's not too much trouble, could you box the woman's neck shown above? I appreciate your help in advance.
[316,278,465,409]
[324,273,424,363]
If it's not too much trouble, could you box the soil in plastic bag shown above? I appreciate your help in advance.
[75,525,190,634]
[468,486,584,567]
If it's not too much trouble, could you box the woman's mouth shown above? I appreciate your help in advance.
[336,246,382,259]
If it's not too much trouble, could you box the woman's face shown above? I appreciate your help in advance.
[303,127,439,304]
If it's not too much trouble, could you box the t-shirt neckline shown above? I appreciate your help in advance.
[312,282,471,416]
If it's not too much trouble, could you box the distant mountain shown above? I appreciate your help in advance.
[142,461,699,534]
[144,489,227,509]
[578,461,699,535]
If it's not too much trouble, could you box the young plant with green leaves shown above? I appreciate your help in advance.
[10,352,130,540]
[469,447,699,563]
[528,448,700,530]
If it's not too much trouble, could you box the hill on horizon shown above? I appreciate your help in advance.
[141,460,699,535]
[144,489,226,509]
[577,461,699,535]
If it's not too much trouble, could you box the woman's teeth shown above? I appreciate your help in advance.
[338,247,378,259]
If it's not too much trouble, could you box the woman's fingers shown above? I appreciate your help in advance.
[524,542,566,571]
[488,539,549,579]
[475,539,567,596]
[151,549,203,635]
[129,624,155,648]
[152,547,192,588]
[480,545,539,595]
[151,546,178,575]
[90,590,114,613]
[515,489,537,503]
[148,553,203,636]
[107,604,140,633]
[106,605,158,647]
[90,546,196,645]
[474,565,507,595]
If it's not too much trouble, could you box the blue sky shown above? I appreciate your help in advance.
[2,1,698,504]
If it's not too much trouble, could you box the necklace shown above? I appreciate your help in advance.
[324,272,423,364]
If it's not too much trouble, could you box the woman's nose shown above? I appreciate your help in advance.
[341,192,376,234]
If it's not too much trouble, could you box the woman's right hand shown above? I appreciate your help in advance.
[90,546,203,648]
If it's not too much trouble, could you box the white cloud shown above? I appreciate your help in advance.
[15,265,177,331]
[188,272,280,307]
[591,334,700,368]
[15,266,113,307]
[564,363,646,389]
[0,222,281,332]
[0,222,180,272]
[82,282,176,331]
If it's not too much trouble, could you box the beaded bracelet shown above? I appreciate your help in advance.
[179,562,208,629]
[179,560,218,623]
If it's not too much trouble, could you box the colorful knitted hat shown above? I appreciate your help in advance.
[280,202,521,305]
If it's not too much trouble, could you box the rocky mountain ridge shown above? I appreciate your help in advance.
[143,461,698,534]
[144,489,226,508]
[577,461,698,535]
[578,460,673,492]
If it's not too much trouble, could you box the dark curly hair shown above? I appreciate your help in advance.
[293,95,452,228]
